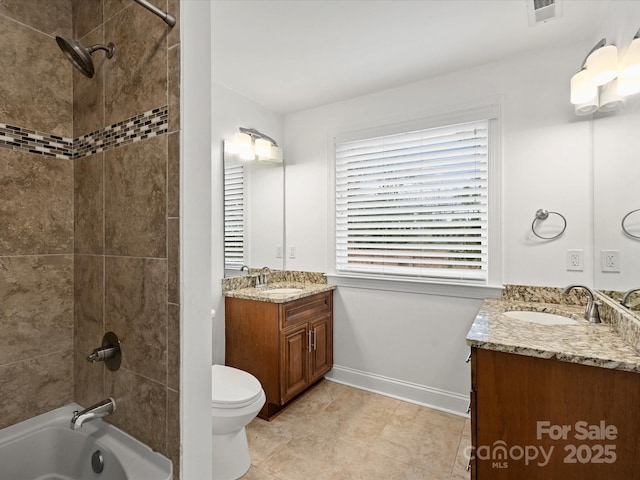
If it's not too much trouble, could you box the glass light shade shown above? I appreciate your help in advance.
[617,71,640,96]
[570,69,597,105]
[234,132,254,160]
[574,96,599,116]
[620,37,640,77]
[585,45,618,86]
[258,146,283,163]
[223,140,238,154]
[599,79,625,112]
[254,138,272,158]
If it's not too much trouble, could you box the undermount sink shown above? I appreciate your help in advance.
[260,288,304,295]
[503,310,580,325]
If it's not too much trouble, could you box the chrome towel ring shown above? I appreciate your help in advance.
[622,208,640,239]
[532,209,567,240]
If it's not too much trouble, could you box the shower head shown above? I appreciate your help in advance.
[55,36,115,78]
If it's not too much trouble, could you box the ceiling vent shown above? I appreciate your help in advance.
[527,0,562,26]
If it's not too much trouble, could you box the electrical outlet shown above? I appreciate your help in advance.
[566,249,583,271]
[601,250,620,273]
[276,245,283,258]
[289,246,296,259]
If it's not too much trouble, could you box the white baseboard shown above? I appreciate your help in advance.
[326,365,470,417]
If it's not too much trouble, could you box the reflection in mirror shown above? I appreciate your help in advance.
[223,149,284,277]
[594,99,640,317]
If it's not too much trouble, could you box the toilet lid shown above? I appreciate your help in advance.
[211,365,263,409]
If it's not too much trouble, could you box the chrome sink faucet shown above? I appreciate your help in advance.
[621,288,640,308]
[70,398,116,430]
[563,285,601,323]
[255,266,272,287]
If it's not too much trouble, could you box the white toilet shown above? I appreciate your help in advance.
[211,364,266,480]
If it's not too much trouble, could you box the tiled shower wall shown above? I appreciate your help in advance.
[0,0,181,475]
[0,2,74,429]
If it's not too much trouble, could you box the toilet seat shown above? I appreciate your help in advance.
[211,365,263,409]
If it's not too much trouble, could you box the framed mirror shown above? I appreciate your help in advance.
[593,98,640,316]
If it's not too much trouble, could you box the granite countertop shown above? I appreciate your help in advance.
[224,282,336,303]
[466,298,640,373]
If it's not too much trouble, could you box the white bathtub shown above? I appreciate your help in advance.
[0,403,172,480]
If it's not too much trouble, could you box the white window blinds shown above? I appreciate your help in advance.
[224,159,245,269]
[335,119,489,282]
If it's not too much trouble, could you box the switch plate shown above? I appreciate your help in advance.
[289,246,296,259]
[276,245,283,258]
[601,250,620,272]
[566,249,583,271]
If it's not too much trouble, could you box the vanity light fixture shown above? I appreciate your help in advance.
[224,127,283,163]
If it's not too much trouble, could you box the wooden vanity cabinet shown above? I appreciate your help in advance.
[470,347,640,479]
[226,291,333,419]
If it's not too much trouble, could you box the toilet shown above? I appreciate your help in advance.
[211,364,266,480]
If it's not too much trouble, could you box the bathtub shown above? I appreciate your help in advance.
[0,403,172,480]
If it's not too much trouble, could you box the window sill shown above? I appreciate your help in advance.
[325,274,502,300]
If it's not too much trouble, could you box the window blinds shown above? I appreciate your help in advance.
[224,160,245,269]
[335,119,489,282]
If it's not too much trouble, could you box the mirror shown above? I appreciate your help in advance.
[223,151,284,277]
[594,98,640,316]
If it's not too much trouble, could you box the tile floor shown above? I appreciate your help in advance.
[242,380,471,480]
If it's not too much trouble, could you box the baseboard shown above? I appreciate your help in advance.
[326,365,470,417]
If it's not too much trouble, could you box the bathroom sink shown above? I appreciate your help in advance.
[260,288,304,295]
[503,311,580,325]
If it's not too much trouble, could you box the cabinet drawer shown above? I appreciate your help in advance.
[281,291,332,329]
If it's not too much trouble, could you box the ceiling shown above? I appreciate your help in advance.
[211,0,609,114]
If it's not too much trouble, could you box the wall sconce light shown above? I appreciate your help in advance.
[224,127,283,163]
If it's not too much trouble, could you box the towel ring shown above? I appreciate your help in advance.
[622,208,640,240]
[532,209,567,240]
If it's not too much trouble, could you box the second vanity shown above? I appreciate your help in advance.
[224,280,336,420]
[466,287,640,479]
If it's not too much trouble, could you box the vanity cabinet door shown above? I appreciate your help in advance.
[280,324,310,403]
[309,314,332,384]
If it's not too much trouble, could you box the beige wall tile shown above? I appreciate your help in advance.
[105,367,167,454]
[104,2,167,125]
[168,218,179,304]
[72,0,102,38]
[0,151,73,256]
[74,254,105,406]
[0,350,73,429]
[168,46,180,133]
[73,27,106,137]
[168,303,180,391]
[74,153,104,254]
[105,256,167,382]
[167,0,179,48]
[104,136,166,257]
[167,388,180,479]
[0,15,72,137]
[0,0,72,37]
[0,255,73,364]
[167,131,180,217]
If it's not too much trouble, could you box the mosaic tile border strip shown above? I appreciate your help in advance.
[0,124,74,159]
[0,106,168,160]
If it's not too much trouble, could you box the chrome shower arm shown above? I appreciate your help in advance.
[134,0,176,27]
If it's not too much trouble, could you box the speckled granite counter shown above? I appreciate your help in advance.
[224,282,336,303]
[466,298,640,374]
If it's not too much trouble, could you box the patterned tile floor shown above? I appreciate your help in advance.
[243,380,471,479]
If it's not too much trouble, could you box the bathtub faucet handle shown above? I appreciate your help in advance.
[86,332,121,371]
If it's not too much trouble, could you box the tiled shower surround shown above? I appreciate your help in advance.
[0,0,181,476]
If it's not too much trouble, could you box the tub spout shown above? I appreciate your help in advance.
[70,398,116,430]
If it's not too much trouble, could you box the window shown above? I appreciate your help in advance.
[335,118,493,283]
[224,159,245,270]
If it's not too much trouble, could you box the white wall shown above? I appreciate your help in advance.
[283,42,596,413]
[181,1,213,478]
[211,83,284,364]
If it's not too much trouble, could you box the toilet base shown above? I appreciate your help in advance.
[212,427,251,480]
